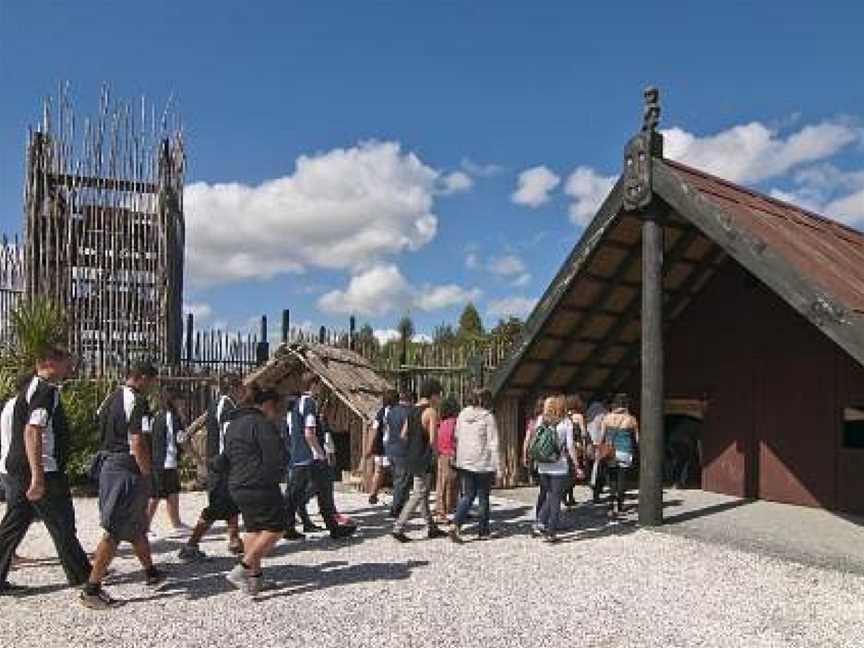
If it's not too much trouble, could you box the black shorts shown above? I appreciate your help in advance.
[151,469,181,499]
[231,487,285,533]
[201,475,240,522]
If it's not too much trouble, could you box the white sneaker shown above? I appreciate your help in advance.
[169,524,191,537]
[147,530,159,540]
[225,563,246,590]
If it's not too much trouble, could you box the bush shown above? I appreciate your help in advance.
[61,380,113,486]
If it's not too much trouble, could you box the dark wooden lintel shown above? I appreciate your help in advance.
[49,173,160,194]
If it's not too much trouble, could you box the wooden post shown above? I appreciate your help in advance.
[319,326,326,345]
[185,312,194,365]
[256,315,269,365]
[282,309,290,344]
[349,315,356,350]
[639,207,664,526]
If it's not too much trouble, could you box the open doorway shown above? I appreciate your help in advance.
[664,405,705,489]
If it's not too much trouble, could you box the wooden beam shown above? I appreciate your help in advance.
[48,172,159,194]
[567,226,701,392]
[559,304,632,318]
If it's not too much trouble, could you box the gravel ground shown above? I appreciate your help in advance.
[2,490,863,648]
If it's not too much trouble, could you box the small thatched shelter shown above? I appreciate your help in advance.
[244,342,393,487]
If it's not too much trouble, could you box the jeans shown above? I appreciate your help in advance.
[607,465,630,510]
[453,471,493,536]
[537,473,568,536]
[0,473,91,586]
[389,457,412,517]
[533,469,547,517]
[394,473,434,533]
[591,459,607,502]
[284,461,339,531]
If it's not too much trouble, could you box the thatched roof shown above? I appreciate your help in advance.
[244,342,392,424]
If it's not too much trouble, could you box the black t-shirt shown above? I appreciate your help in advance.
[98,386,153,454]
[6,375,69,479]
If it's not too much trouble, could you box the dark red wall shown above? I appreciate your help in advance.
[649,261,862,512]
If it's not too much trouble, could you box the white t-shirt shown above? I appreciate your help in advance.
[536,417,576,476]
[0,396,16,475]
[164,411,178,470]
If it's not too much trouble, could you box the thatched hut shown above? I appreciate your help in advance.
[243,342,393,488]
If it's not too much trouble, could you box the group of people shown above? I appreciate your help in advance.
[0,344,641,608]
[0,346,356,608]
[364,382,640,545]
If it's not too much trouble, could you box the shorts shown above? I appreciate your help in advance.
[231,486,285,533]
[151,469,181,499]
[99,454,150,542]
[373,455,391,468]
[201,474,240,522]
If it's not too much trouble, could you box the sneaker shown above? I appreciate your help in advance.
[225,563,246,590]
[391,531,412,543]
[79,586,124,610]
[145,568,167,588]
[478,531,498,541]
[427,526,448,540]
[0,580,26,595]
[178,545,208,563]
[448,528,464,544]
[302,522,324,533]
[170,524,192,536]
[330,524,357,540]
[246,573,263,598]
[283,528,305,541]
[147,530,159,540]
[543,534,560,544]
[368,494,379,505]
[228,539,245,555]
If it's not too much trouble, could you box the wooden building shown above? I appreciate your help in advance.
[489,91,864,516]
[23,87,185,375]
[244,342,392,487]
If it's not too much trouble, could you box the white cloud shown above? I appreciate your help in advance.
[512,165,561,207]
[461,158,503,177]
[184,141,442,287]
[769,163,864,228]
[465,251,480,270]
[373,329,433,345]
[183,301,212,321]
[487,254,526,277]
[487,297,538,320]
[318,264,481,316]
[441,171,473,194]
[512,273,532,287]
[663,121,857,184]
[564,166,616,226]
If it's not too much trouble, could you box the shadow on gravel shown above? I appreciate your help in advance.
[255,559,430,601]
[662,498,753,525]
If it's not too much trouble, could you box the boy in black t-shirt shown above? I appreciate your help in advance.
[80,361,164,610]
[0,346,91,594]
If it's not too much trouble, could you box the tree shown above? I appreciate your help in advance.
[355,323,379,353]
[457,302,485,340]
[432,322,457,346]
[490,316,524,348]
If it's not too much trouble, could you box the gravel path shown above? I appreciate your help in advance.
[2,490,863,648]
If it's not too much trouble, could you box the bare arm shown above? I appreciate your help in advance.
[305,427,326,461]
[24,425,45,501]
[423,408,439,448]
[130,431,152,476]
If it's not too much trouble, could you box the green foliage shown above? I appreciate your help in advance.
[432,323,457,345]
[61,380,113,486]
[457,303,485,340]
[490,316,525,347]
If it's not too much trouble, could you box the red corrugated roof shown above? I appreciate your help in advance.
[664,160,864,314]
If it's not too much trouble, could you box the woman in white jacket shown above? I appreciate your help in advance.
[449,388,499,543]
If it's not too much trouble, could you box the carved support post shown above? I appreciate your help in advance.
[639,207,665,526]
[282,309,290,344]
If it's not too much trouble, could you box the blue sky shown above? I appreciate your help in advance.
[2,1,863,341]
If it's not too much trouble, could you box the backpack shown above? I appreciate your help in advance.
[529,422,561,463]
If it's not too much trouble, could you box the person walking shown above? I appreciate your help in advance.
[391,379,447,543]
[563,394,586,508]
[385,391,413,518]
[585,397,609,504]
[600,393,639,518]
[147,386,188,534]
[223,383,286,597]
[433,396,460,524]
[449,389,499,543]
[81,361,166,609]
[521,396,546,517]
[283,372,356,540]
[529,395,582,543]
[365,389,398,506]
[179,374,245,561]
[0,347,91,595]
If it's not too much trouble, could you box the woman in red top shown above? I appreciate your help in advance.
[434,397,460,524]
